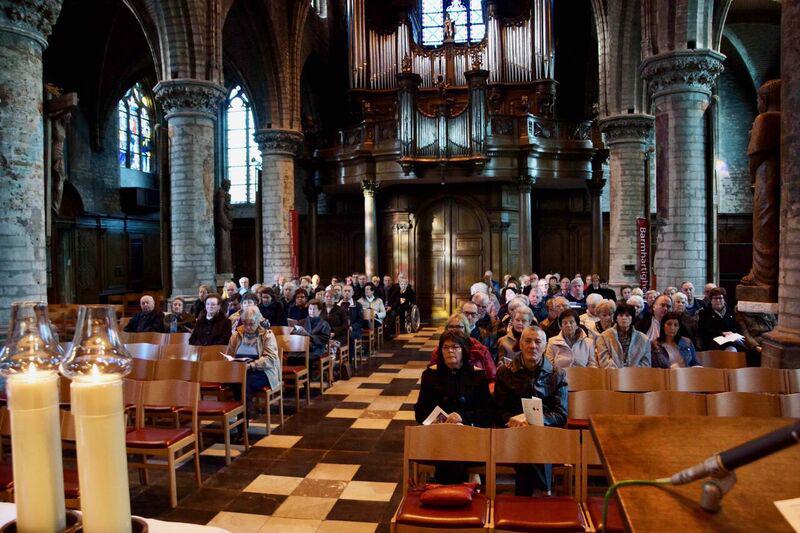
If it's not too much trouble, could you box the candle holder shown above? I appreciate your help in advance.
[0,301,68,532]
[0,510,81,533]
[61,305,133,533]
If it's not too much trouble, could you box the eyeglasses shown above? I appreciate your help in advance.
[463,311,477,316]
[441,345,462,352]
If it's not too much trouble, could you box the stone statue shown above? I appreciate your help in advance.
[214,179,234,274]
[401,53,413,73]
[444,16,455,41]
[737,80,781,302]
[736,309,777,364]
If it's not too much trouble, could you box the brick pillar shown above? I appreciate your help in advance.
[599,114,654,290]
[362,179,378,278]
[517,175,534,275]
[255,129,303,284]
[154,79,225,297]
[641,50,724,290]
[762,0,800,369]
[0,0,63,325]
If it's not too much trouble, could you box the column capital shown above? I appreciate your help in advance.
[599,114,654,145]
[640,49,725,99]
[516,174,535,192]
[255,129,304,157]
[154,79,226,120]
[361,179,379,196]
[0,0,63,46]
[585,177,607,196]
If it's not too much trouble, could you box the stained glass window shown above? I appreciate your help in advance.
[118,83,153,173]
[225,85,259,204]
[421,0,484,46]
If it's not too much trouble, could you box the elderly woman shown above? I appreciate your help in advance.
[230,293,269,330]
[528,290,548,323]
[226,307,280,419]
[320,289,350,344]
[164,297,194,333]
[627,295,645,321]
[429,313,497,380]
[579,293,603,329]
[258,286,286,326]
[586,299,616,339]
[494,325,568,495]
[698,287,745,351]
[651,311,700,368]
[358,282,387,326]
[497,306,534,365]
[544,297,571,339]
[415,331,494,483]
[294,299,332,360]
[596,303,651,368]
[544,309,596,368]
[671,292,701,348]
[618,285,633,305]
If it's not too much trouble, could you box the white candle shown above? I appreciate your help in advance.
[70,371,132,533]
[6,369,66,533]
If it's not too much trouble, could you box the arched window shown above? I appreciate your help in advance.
[118,83,153,173]
[225,85,259,204]
[421,0,485,46]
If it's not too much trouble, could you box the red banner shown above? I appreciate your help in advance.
[637,217,650,291]
[290,210,299,277]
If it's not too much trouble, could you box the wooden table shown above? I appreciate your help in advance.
[589,415,800,532]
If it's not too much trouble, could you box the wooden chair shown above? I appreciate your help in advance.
[130,358,156,381]
[184,361,249,464]
[634,391,708,416]
[123,379,144,427]
[254,381,284,436]
[490,426,587,533]
[271,326,294,337]
[154,359,198,382]
[696,350,747,369]
[124,332,167,345]
[580,434,625,532]
[564,367,607,391]
[567,390,635,430]
[361,308,377,363]
[165,332,192,345]
[727,367,786,394]
[667,367,727,393]
[784,369,800,394]
[608,367,667,392]
[392,424,492,532]
[196,345,229,361]
[279,335,311,408]
[58,411,82,510]
[126,380,201,508]
[161,344,199,361]
[706,392,781,417]
[780,393,800,418]
[125,343,161,361]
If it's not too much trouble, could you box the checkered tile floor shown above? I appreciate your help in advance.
[135,326,442,532]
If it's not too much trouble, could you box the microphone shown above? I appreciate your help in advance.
[670,420,800,485]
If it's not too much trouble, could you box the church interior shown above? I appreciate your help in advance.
[0,0,798,531]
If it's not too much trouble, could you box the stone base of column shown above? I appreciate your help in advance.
[760,327,800,368]
[736,284,778,304]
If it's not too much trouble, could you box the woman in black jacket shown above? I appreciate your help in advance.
[414,331,493,483]
[320,290,350,344]
[698,287,745,351]
[257,287,286,327]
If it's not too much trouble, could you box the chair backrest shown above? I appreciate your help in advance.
[696,350,747,369]
[0,407,9,437]
[785,369,800,394]
[568,390,635,419]
[565,367,607,391]
[706,392,781,417]
[608,367,667,392]
[58,376,71,404]
[161,344,199,361]
[490,426,580,498]
[197,345,229,362]
[199,360,247,388]
[668,367,727,393]
[634,391,708,416]
[125,343,161,361]
[130,358,156,380]
[278,335,310,367]
[727,367,786,394]
[138,380,199,429]
[403,424,491,495]
[153,359,199,381]
[118,317,132,332]
[125,332,167,345]
[271,326,294,337]
[165,332,192,345]
[60,410,76,441]
[780,393,800,418]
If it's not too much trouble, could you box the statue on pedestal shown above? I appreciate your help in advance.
[444,16,455,42]
[737,80,781,303]
[214,179,234,275]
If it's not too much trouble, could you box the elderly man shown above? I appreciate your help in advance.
[702,283,717,309]
[189,293,232,346]
[124,295,165,333]
[377,274,393,304]
[238,277,251,295]
[483,270,501,297]
[566,278,586,304]
[272,275,285,294]
[190,284,210,317]
[680,281,703,316]
[579,293,603,329]
[635,294,672,341]
[388,274,416,329]
[528,290,548,323]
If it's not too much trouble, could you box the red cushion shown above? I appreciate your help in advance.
[63,468,80,499]
[494,495,586,532]
[200,382,224,391]
[0,463,13,490]
[420,483,478,508]
[587,497,624,533]
[567,418,589,430]
[144,404,178,412]
[283,366,307,375]
[126,427,193,448]
[397,491,487,528]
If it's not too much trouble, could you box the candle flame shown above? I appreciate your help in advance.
[90,364,101,376]
[26,364,37,375]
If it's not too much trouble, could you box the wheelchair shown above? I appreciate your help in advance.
[393,304,421,335]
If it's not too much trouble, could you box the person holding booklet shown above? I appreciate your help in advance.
[698,287,746,351]
[414,331,494,483]
[493,324,568,495]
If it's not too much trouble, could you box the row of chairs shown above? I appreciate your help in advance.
[568,390,800,421]
[393,424,627,533]
[564,366,800,394]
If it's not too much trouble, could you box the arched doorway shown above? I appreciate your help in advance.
[416,198,489,319]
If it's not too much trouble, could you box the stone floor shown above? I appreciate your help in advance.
[131,326,442,532]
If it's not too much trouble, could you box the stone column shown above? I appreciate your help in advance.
[255,129,303,284]
[640,50,724,290]
[517,175,534,275]
[599,114,654,290]
[154,79,225,297]
[0,0,62,324]
[362,179,379,278]
[762,0,800,369]
[587,150,608,277]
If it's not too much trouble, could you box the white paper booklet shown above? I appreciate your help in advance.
[521,397,544,426]
[713,333,744,346]
[423,406,449,425]
[774,497,800,532]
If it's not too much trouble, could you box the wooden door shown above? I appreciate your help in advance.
[417,200,486,319]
